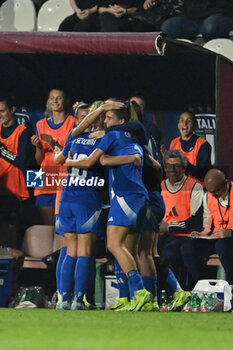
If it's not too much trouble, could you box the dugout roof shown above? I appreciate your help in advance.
[0,32,232,177]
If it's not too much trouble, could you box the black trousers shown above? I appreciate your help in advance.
[99,12,133,32]
[58,12,99,32]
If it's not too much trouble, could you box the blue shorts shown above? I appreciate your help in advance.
[141,191,165,232]
[55,215,65,237]
[107,194,147,228]
[35,194,56,207]
[59,198,102,235]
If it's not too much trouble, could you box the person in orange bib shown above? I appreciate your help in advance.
[0,96,30,201]
[30,89,74,225]
[190,169,233,285]
[158,149,204,288]
[0,95,32,294]
[161,111,211,187]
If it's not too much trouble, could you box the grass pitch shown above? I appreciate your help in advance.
[1,309,233,350]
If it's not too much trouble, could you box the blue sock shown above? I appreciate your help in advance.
[142,276,156,296]
[128,280,135,299]
[127,270,144,294]
[74,256,90,303]
[165,268,180,294]
[60,254,76,302]
[114,259,129,298]
[56,246,67,294]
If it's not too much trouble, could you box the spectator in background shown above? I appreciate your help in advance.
[30,89,74,225]
[158,150,204,289]
[161,111,211,187]
[99,0,143,32]
[58,0,99,32]
[131,0,182,32]
[161,0,233,44]
[130,93,161,160]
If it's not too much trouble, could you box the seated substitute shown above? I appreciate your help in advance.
[190,168,233,285]
[158,149,204,288]
[0,95,31,295]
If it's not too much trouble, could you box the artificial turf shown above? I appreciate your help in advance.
[1,309,233,350]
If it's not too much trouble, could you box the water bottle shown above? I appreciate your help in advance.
[190,293,201,312]
[200,293,210,312]
[208,293,222,312]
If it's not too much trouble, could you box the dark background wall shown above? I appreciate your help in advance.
[0,50,216,112]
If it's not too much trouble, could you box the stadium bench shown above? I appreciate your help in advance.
[22,225,60,269]
[206,254,226,280]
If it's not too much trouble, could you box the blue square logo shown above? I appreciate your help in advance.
[26,169,44,187]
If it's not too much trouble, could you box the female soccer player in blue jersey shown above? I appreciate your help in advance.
[103,120,190,312]
[99,119,164,311]
[54,112,104,310]
[53,102,91,309]
[66,102,153,311]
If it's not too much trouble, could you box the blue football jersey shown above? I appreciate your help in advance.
[98,130,148,198]
[61,131,104,200]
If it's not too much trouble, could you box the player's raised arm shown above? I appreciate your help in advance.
[71,101,124,139]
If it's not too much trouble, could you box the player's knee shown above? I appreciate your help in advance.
[107,239,121,255]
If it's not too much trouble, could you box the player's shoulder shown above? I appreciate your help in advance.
[103,129,120,141]
[36,116,47,126]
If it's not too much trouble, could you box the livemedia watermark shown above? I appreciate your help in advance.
[26,169,105,190]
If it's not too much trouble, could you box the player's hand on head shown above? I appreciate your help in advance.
[89,130,105,140]
[102,101,125,111]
